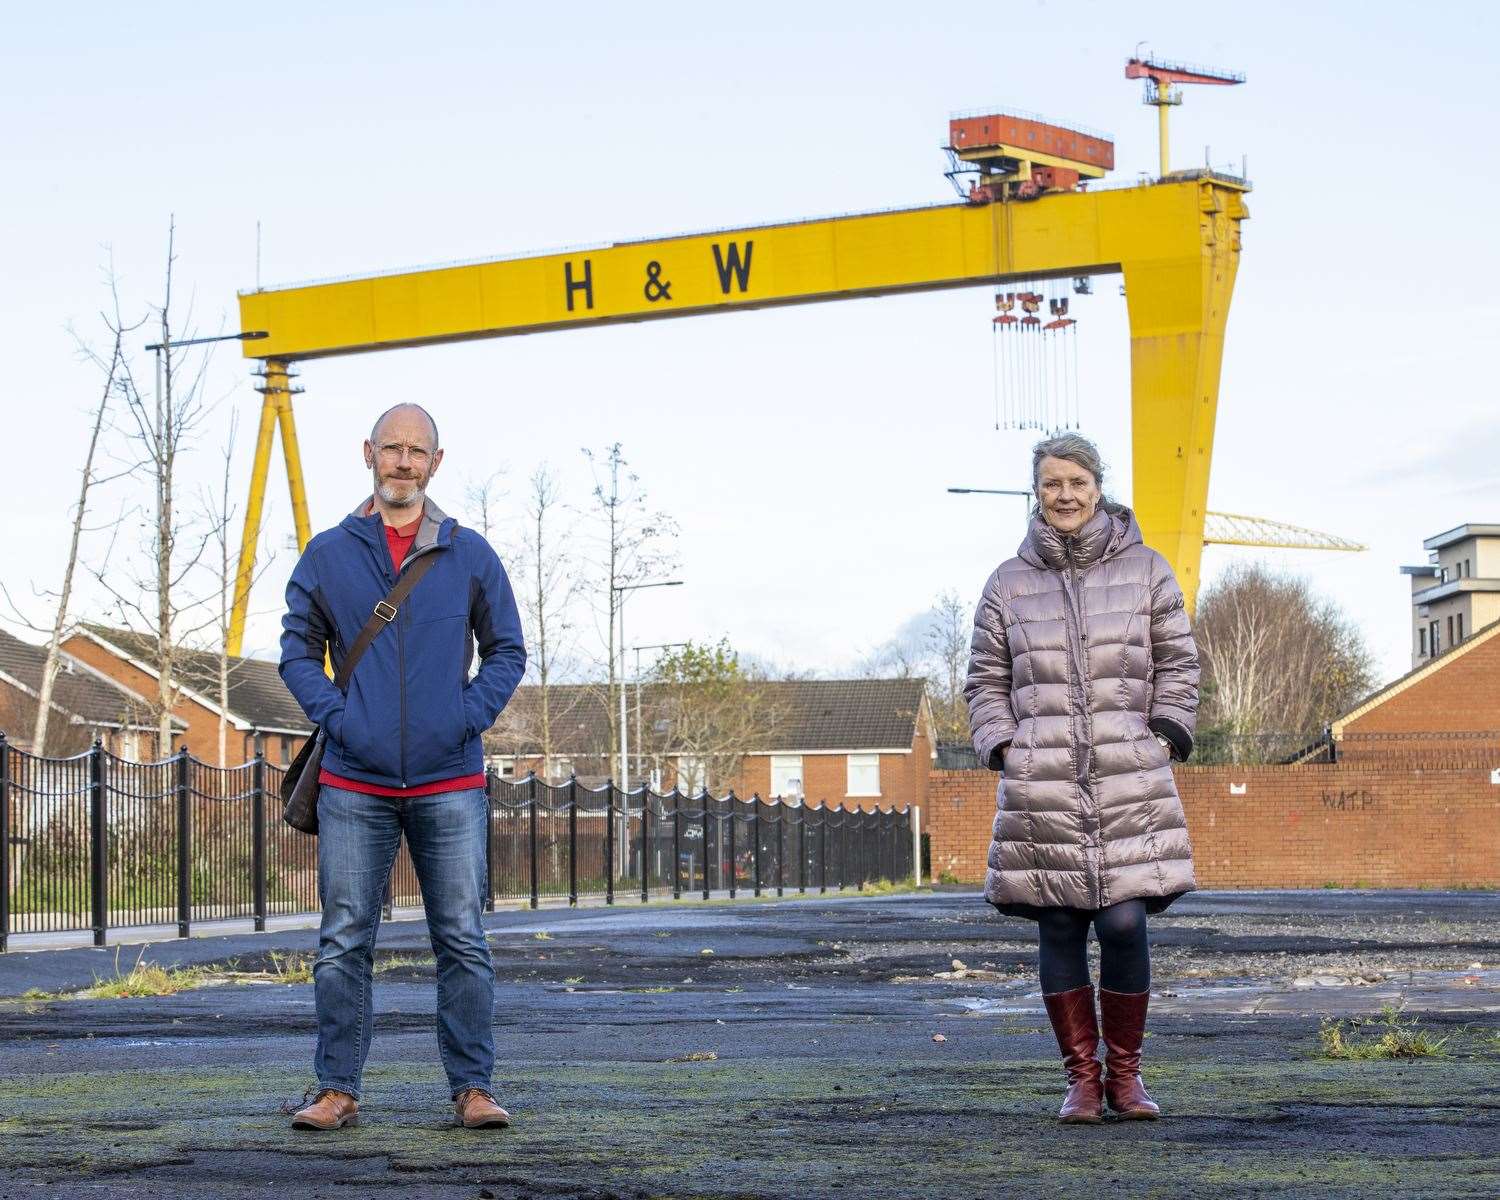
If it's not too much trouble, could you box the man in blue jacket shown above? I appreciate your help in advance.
[280,403,525,1132]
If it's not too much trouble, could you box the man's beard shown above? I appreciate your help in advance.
[374,470,426,509]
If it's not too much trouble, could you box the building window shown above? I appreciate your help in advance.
[489,755,516,778]
[771,755,804,799]
[1447,615,1454,647]
[1464,558,1471,577]
[846,753,881,797]
[1440,566,1448,583]
[1419,627,1428,656]
[118,730,140,762]
[279,737,291,767]
[1457,613,1464,642]
[1430,620,1440,655]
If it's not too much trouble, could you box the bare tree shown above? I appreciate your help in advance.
[1,265,140,753]
[197,414,277,766]
[1194,562,1375,761]
[924,589,971,742]
[582,443,678,773]
[516,464,581,780]
[462,469,507,545]
[92,219,221,754]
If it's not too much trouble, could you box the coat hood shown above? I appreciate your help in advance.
[1018,500,1142,572]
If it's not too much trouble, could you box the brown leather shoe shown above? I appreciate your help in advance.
[1042,984,1104,1124]
[1099,988,1161,1119]
[454,1087,511,1129]
[290,1088,359,1130]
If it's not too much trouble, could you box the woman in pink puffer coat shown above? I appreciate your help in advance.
[964,433,1200,1125]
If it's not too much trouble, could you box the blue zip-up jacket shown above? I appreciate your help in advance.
[279,496,527,789]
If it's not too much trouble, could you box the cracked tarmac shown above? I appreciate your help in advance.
[0,889,1497,1198]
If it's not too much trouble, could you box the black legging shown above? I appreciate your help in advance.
[1037,899,1150,994]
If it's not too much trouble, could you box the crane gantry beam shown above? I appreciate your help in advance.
[229,172,1250,652]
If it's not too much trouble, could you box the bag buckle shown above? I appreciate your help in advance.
[373,600,398,623]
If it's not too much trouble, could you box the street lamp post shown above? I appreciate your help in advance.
[610,581,684,791]
[632,641,688,788]
[947,486,1034,540]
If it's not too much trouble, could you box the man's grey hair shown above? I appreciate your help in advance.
[1030,433,1115,513]
[369,403,440,450]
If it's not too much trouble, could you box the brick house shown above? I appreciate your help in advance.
[0,628,184,756]
[485,679,935,812]
[58,625,312,766]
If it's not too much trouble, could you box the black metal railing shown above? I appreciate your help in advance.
[0,734,914,951]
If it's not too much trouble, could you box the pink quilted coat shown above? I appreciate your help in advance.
[963,503,1200,916]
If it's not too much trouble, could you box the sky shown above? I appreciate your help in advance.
[3,1,1497,695]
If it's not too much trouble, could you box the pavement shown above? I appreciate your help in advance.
[0,888,1497,1198]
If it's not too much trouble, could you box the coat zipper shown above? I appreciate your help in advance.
[1062,539,1101,907]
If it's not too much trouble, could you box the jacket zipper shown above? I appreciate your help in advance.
[394,540,446,790]
[1062,539,1101,907]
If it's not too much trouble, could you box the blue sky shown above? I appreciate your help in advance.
[3,1,1497,690]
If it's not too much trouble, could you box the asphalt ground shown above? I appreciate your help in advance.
[0,888,1497,1199]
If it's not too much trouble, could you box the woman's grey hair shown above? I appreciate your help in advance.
[1030,433,1114,514]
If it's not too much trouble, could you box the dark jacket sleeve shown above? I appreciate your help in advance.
[963,571,1018,771]
[279,544,347,741]
[1146,550,1200,761]
[461,535,527,738]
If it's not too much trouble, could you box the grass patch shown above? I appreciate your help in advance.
[266,950,313,984]
[1319,1005,1450,1060]
[374,953,436,974]
[78,947,209,999]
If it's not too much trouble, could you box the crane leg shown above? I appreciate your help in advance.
[1124,184,1245,616]
[270,361,312,552]
[228,389,279,656]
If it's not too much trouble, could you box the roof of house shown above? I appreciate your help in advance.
[79,625,312,734]
[1423,523,1500,552]
[1331,617,1500,738]
[0,628,182,732]
[487,678,931,755]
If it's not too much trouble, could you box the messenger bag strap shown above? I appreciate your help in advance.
[331,549,445,692]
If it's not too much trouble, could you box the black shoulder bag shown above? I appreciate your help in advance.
[281,551,443,834]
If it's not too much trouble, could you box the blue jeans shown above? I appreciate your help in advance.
[313,783,494,1101]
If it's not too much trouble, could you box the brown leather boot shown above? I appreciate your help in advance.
[290,1088,359,1130]
[1041,984,1104,1124]
[1099,988,1160,1119]
[454,1087,511,1129]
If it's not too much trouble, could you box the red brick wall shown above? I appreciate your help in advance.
[925,763,1500,889]
[1343,628,1500,735]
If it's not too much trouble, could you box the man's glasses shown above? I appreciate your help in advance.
[375,442,433,467]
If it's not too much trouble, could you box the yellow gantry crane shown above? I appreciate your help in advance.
[228,60,1257,654]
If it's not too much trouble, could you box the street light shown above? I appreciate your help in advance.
[144,331,270,442]
[947,486,1034,538]
[609,580,684,790]
[631,641,689,788]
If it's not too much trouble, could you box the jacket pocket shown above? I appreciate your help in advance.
[403,614,470,772]
[335,676,400,777]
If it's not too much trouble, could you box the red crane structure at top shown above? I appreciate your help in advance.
[1125,55,1245,178]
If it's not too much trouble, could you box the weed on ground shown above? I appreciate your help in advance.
[1318,1005,1451,1060]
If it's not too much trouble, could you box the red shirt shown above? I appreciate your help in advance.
[319,511,487,797]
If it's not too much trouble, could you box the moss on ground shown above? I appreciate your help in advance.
[2,1049,1497,1196]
